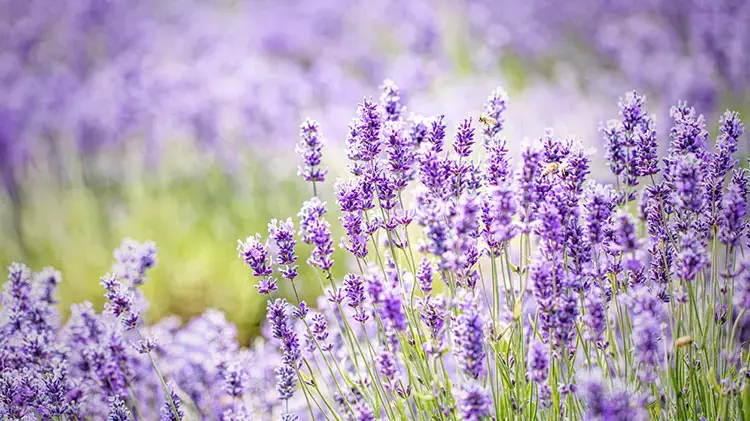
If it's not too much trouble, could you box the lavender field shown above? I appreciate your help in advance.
[1,0,749,419]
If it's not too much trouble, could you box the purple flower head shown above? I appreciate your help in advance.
[552,292,579,348]
[669,102,709,160]
[719,170,749,247]
[335,180,365,213]
[100,273,140,330]
[296,118,327,183]
[602,91,657,180]
[34,267,61,305]
[457,381,491,421]
[640,183,673,242]
[482,182,518,250]
[602,119,626,177]
[380,79,404,122]
[635,117,659,177]
[254,278,278,295]
[583,285,608,345]
[426,115,446,153]
[159,384,184,421]
[581,183,617,247]
[355,98,383,162]
[343,273,366,310]
[734,259,750,311]
[418,295,446,341]
[223,362,248,398]
[453,118,475,157]
[268,218,297,267]
[416,257,434,294]
[353,401,376,421]
[298,198,334,271]
[376,348,399,389]
[610,211,641,255]
[267,298,291,341]
[453,291,486,379]
[482,87,508,140]
[380,288,407,332]
[669,152,706,215]
[713,111,744,178]
[577,370,646,420]
[526,339,549,383]
[311,313,332,350]
[676,229,710,281]
[407,114,430,148]
[418,149,449,193]
[516,141,543,230]
[112,238,157,286]
[631,315,661,384]
[275,363,297,401]
[292,301,309,320]
[237,234,273,277]
[484,135,511,186]
[384,122,416,190]
[107,395,133,421]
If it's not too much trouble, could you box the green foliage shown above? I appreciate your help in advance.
[0,143,340,344]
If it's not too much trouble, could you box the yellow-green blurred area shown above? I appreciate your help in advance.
[0,141,352,344]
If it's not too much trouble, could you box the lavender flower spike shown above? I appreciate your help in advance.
[296,118,327,184]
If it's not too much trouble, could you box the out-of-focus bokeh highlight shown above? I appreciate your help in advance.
[2,0,748,343]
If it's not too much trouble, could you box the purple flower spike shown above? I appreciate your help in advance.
[453,118,475,158]
[457,381,491,421]
[526,339,549,383]
[453,292,486,379]
[380,79,405,122]
[482,87,508,140]
[237,234,273,277]
[296,118,327,184]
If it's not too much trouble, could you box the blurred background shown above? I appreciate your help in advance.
[2,0,748,344]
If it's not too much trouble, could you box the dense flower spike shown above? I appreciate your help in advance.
[380,80,405,122]
[3,86,749,420]
[296,118,328,184]
[457,381,491,421]
[453,292,486,379]
[482,87,508,140]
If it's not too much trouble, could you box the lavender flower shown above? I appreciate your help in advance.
[112,239,157,286]
[577,371,646,420]
[237,235,274,277]
[719,170,749,247]
[582,183,617,247]
[457,381,491,421]
[416,257,434,294]
[526,340,549,383]
[669,102,709,160]
[275,363,297,401]
[453,292,486,379]
[484,135,511,186]
[107,395,133,421]
[100,274,140,330]
[380,79,404,122]
[268,218,298,281]
[223,363,248,398]
[296,118,327,184]
[583,285,608,346]
[298,198,334,271]
[159,384,184,421]
[482,87,508,140]
[453,118,475,157]
[482,182,518,250]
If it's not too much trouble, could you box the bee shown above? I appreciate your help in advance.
[541,162,559,177]
[674,336,694,349]
[479,114,498,127]
[557,161,571,177]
